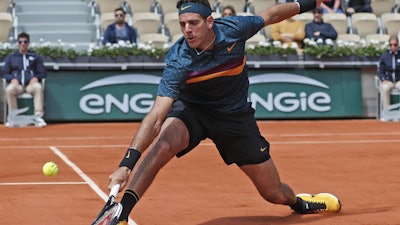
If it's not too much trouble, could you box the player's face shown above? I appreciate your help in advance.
[179,13,214,50]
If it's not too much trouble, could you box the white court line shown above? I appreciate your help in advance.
[0,145,126,149]
[0,136,130,141]
[0,182,87,186]
[49,146,137,225]
[1,138,400,150]
[1,131,400,142]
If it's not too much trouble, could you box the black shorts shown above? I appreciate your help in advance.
[167,100,270,166]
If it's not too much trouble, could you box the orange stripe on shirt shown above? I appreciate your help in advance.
[186,57,246,84]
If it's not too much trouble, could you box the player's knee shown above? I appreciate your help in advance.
[152,140,175,158]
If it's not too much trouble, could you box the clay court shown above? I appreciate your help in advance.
[1,119,399,225]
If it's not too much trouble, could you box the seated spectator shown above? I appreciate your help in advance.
[102,7,137,45]
[320,0,343,13]
[305,7,338,42]
[270,16,305,48]
[343,0,372,16]
[378,36,400,115]
[222,5,236,17]
[1,32,47,127]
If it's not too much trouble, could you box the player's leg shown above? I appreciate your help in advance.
[240,158,296,205]
[128,117,189,195]
[240,158,341,213]
[117,117,190,223]
[211,106,340,214]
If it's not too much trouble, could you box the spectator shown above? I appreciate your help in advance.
[222,5,236,17]
[270,16,305,48]
[102,7,137,45]
[305,7,338,42]
[1,32,47,127]
[343,0,372,16]
[320,0,342,13]
[378,36,400,117]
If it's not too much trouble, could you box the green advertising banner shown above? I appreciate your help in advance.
[43,68,362,121]
[248,69,362,118]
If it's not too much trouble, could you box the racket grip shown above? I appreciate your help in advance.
[110,184,120,197]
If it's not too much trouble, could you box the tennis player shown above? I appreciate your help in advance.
[108,0,341,224]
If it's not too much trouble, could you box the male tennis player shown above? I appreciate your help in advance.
[109,0,341,224]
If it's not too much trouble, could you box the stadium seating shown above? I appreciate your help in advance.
[293,12,314,25]
[236,11,254,16]
[365,33,390,45]
[245,33,266,47]
[94,0,124,14]
[0,12,12,42]
[217,0,248,13]
[138,33,169,48]
[351,12,378,38]
[209,0,218,11]
[156,0,178,15]
[132,12,162,36]
[380,12,400,36]
[14,0,96,50]
[0,0,11,12]
[212,11,221,18]
[323,12,349,35]
[248,0,276,14]
[125,0,156,14]
[336,33,361,43]
[163,12,180,41]
[370,0,395,17]
[262,25,272,41]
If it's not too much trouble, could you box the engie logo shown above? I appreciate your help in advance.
[79,74,161,114]
[249,73,331,113]
[78,73,331,115]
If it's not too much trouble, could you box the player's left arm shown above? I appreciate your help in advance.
[258,0,327,27]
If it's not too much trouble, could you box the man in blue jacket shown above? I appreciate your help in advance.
[2,32,47,127]
[305,7,337,42]
[102,7,137,45]
[378,36,400,117]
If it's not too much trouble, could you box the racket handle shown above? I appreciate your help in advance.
[110,184,120,197]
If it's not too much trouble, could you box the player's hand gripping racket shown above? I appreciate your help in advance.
[91,184,123,225]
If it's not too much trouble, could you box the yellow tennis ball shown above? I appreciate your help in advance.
[42,161,58,177]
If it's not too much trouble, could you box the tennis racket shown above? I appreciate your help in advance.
[91,184,123,225]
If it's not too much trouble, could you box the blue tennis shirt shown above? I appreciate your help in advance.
[157,15,265,113]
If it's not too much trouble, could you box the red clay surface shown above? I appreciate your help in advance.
[1,119,399,225]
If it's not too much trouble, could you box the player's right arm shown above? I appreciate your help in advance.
[258,0,326,27]
[108,96,175,190]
